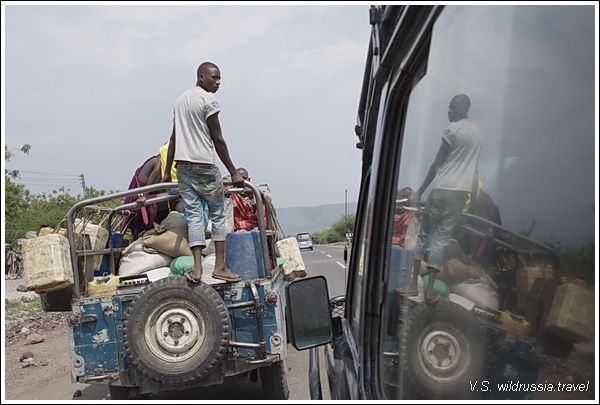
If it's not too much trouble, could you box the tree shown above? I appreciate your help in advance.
[312,214,356,244]
[5,144,32,240]
[330,213,355,242]
[5,144,122,244]
[5,144,31,161]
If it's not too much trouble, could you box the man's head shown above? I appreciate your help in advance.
[448,94,471,122]
[196,62,221,93]
[237,167,250,181]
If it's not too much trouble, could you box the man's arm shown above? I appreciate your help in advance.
[417,140,450,198]
[147,159,162,185]
[138,156,161,185]
[161,122,176,183]
[207,113,244,186]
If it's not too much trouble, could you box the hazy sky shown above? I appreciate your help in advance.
[3,4,370,208]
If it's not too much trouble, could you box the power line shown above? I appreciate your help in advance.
[10,169,80,177]
[17,177,82,182]
[16,181,79,186]
[15,178,81,183]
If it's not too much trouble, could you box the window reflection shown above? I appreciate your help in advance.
[381,5,595,400]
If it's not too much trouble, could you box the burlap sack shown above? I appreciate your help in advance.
[438,258,483,283]
[142,223,192,257]
[435,239,483,283]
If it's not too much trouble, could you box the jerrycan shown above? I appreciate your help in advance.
[22,233,74,293]
[225,230,265,280]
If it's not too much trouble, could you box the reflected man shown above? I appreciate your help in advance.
[411,94,482,302]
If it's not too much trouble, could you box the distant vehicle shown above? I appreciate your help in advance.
[296,233,314,251]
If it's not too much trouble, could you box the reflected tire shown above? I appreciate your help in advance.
[400,301,486,399]
[123,277,230,384]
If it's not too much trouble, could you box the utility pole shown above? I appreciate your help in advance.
[344,188,348,291]
[79,173,86,197]
[345,189,349,243]
[345,189,348,223]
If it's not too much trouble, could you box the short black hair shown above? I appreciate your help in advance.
[197,62,219,79]
[452,94,471,112]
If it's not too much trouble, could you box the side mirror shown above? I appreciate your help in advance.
[286,276,332,350]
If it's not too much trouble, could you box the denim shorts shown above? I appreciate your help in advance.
[177,162,226,247]
[415,189,468,271]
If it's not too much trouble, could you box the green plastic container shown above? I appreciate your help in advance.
[421,274,450,298]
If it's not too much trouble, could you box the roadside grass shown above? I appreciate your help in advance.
[4,297,44,322]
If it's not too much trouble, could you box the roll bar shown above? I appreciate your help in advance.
[66,180,272,299]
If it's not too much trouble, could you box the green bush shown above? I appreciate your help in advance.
[312,214,355,244]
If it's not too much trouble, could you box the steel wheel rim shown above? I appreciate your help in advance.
[417,323,471,383]
[143,300,206,363]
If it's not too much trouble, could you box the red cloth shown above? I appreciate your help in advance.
[391,212,413,246]
[231,193,259,231]
[230,192,268,232]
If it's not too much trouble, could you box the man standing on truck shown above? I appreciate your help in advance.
[162,62,244,283]
[410,94,482,302]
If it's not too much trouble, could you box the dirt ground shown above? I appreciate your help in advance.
[4,313,95,400]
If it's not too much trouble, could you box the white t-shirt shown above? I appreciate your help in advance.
[434,118,482,192]
[173,86,221,164]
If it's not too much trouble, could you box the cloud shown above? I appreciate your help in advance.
[5,5,371,208]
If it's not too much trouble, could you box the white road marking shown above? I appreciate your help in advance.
[326,254,332,258]
[336,261,345,269]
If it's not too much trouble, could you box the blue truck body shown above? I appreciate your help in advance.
[53,182,292,398]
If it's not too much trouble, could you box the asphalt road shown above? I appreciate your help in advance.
[305,244,348,298]
[35,244,348,400]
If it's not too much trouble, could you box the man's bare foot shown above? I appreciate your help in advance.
[184,270,202,284]
[425,290,439,303]
[212,267,241,282]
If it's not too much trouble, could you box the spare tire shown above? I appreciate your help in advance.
[400,300,487,399]
[123,277,230,384]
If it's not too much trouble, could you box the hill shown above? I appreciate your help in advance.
[275,202,358,236]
